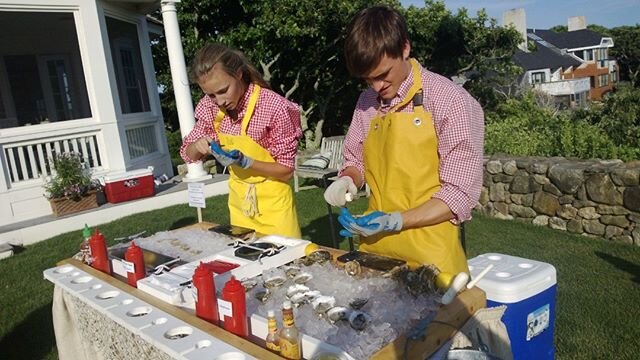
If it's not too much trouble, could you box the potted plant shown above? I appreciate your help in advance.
[43,152,101,216]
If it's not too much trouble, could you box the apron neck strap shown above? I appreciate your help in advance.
[389,58,424,113]
[241,84,261,136]
[211,84,262,136]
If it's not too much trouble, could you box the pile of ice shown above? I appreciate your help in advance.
[246,261,439,359]
[110,229,234,262]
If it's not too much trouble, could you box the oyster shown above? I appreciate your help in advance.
[290,292,308,306]
[344,260,361,276]
[263,275,287,289]
[307,250,332,264]
[293,272,314,284]
[395,264,440,296]
[254,288,271,303]
[241,278,258,292]
[349,297,369,310]
[304,290,322,301]
[286,284,310,298]
[311,295,336,314]
[326,306,350,323]
[283,265,301,278]
[348,310,372,331]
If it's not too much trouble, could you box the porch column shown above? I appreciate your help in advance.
[160,0,211,182]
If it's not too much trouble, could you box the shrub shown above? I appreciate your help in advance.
[43,152,100,201]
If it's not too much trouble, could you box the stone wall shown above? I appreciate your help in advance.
[477,156,640,245]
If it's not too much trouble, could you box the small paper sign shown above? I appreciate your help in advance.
[188,182,206,208]
[121,260,134,273]
[218,298,233,318]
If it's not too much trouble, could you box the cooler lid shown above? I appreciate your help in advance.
[103,166,154,183]
[468,253,557,303]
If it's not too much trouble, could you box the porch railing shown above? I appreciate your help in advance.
[3,132,104,187]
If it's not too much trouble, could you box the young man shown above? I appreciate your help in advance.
[324,5,484,275]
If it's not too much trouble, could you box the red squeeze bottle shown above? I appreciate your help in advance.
[193,262,219,324]
[89,228,111,274]
[221,276,248,337]
[124,241,146,287]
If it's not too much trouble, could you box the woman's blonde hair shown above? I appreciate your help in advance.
[189,43,269,89]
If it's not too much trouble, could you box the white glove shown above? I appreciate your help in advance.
[324,176,358,207]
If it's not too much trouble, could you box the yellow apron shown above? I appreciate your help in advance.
[359,59,468,275]
[213,85,301,238]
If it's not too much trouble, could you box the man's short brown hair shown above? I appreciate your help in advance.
[344,5,410,78]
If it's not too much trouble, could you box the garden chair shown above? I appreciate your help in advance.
[293,136,345,247]
[293,135,345,193]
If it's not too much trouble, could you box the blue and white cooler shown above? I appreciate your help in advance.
[468,253,557,360]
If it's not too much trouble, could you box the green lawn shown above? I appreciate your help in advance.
[0,188,638,359]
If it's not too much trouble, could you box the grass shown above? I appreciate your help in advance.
[0,187,639,359]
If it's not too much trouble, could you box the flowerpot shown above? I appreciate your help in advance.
[49,190,99,217]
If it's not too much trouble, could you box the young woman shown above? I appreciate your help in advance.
[180,43,302,238]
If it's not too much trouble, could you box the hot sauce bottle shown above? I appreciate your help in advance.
[221,276,248,337]
[279,300,301,359]
[265,309,280,353]
[124,241,146,287]
[192,262,219,324]
[89,228,111,274]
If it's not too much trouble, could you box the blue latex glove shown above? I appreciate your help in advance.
[337,207,403,238]
[210,142,253,169]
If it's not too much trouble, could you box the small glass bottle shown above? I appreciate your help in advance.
[279,300,301,360]
[265,309,280,353]
[79,224,92,264]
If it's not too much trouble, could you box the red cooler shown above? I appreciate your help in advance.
[103,167,155,203]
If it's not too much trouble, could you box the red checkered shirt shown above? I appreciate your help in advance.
[340,61,484,222]
[180,83,302,169]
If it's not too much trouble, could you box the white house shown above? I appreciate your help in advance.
[0,0,179,227]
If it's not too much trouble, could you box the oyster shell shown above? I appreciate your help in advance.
[348,310,372,331]
[311,295,336,314]
[307,250,332,264]
[263,275,286,289]
[254,288,271,303]
[344,260,361,276]
[293,272,314,284]
[286,284,310,298]
[326,306,350,323]
[349,297,369,310]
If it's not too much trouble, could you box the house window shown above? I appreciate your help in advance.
[611,71,618,83]
[598,74,609,87]
[0,12,92,128]
[531,72,546,84]
[583,49,594,61]
[106,17,150,114]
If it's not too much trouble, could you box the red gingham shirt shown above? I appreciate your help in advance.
[341,61,484,222]
[180,83,302,169]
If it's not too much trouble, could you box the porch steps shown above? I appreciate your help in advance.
[0,175,230,251]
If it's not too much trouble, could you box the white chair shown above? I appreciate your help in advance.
[293,135,345,193]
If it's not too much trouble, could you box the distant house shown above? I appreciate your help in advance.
[504,10,618,108]
[0,0,174,226]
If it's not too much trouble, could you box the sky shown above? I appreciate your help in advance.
[399,0,640,29]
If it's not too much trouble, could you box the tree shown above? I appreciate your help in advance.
[609,25,640,87]
[152,0,521,150]
[404,3,521,111]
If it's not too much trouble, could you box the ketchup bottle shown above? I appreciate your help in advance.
[193,262,219,324]
[221,276,248,337]
[124,241,146,287]
[89,228,111,274]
